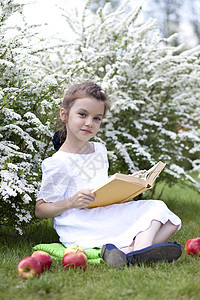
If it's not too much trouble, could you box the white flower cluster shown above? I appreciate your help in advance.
[57,1,200,188]
[0,0,63,233]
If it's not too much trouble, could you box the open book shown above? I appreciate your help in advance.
[86,161,166,209]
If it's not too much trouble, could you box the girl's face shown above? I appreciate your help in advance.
[60,97,105,144]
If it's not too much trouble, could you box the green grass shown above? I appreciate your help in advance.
[1,175,200,300]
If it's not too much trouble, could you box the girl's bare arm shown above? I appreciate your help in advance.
[35,189,96,219]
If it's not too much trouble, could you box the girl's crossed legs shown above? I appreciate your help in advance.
[101,219,181,268]
[121,220,179,254]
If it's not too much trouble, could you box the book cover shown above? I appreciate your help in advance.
[86,161,166,209]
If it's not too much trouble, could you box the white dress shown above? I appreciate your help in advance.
[37,142,181,249]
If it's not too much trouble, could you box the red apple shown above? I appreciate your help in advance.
[31,250,52,272]
[185,237,200,256]
[63,245,86,256]
[17,256,42,279]
[62,251,88,271]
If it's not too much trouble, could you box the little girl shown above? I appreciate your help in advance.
[36,82,182,268]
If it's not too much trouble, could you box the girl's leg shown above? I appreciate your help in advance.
[103,220,181,267]
[121,220,179,254]
[121,220,161,254]
[152,220,179,244]
[133,220,162,251]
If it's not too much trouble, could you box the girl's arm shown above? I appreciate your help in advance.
[35,189,96,219]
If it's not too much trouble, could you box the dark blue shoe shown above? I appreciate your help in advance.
[127,241,182,265]
[101,244,131,268]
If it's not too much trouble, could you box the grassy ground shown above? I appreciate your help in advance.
[0,174,200,300]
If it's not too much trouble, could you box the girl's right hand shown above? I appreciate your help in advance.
[70,189,96,208]
[35,189,96,219]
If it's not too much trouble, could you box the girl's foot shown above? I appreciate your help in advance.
[120,246,134,254]
[101,244,130,268]
[127,241,182,265]
[101,242,182,268]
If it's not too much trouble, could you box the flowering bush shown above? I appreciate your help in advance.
[58,2,200,193]
[0,0,63,233]
[1,1,200,232]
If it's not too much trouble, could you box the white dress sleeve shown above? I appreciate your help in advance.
[37,156,71,203]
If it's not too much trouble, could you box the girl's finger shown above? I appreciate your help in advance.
[82,192,96,200]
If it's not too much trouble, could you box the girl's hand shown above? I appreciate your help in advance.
[70,189,96,208]
[35,189,96,219]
